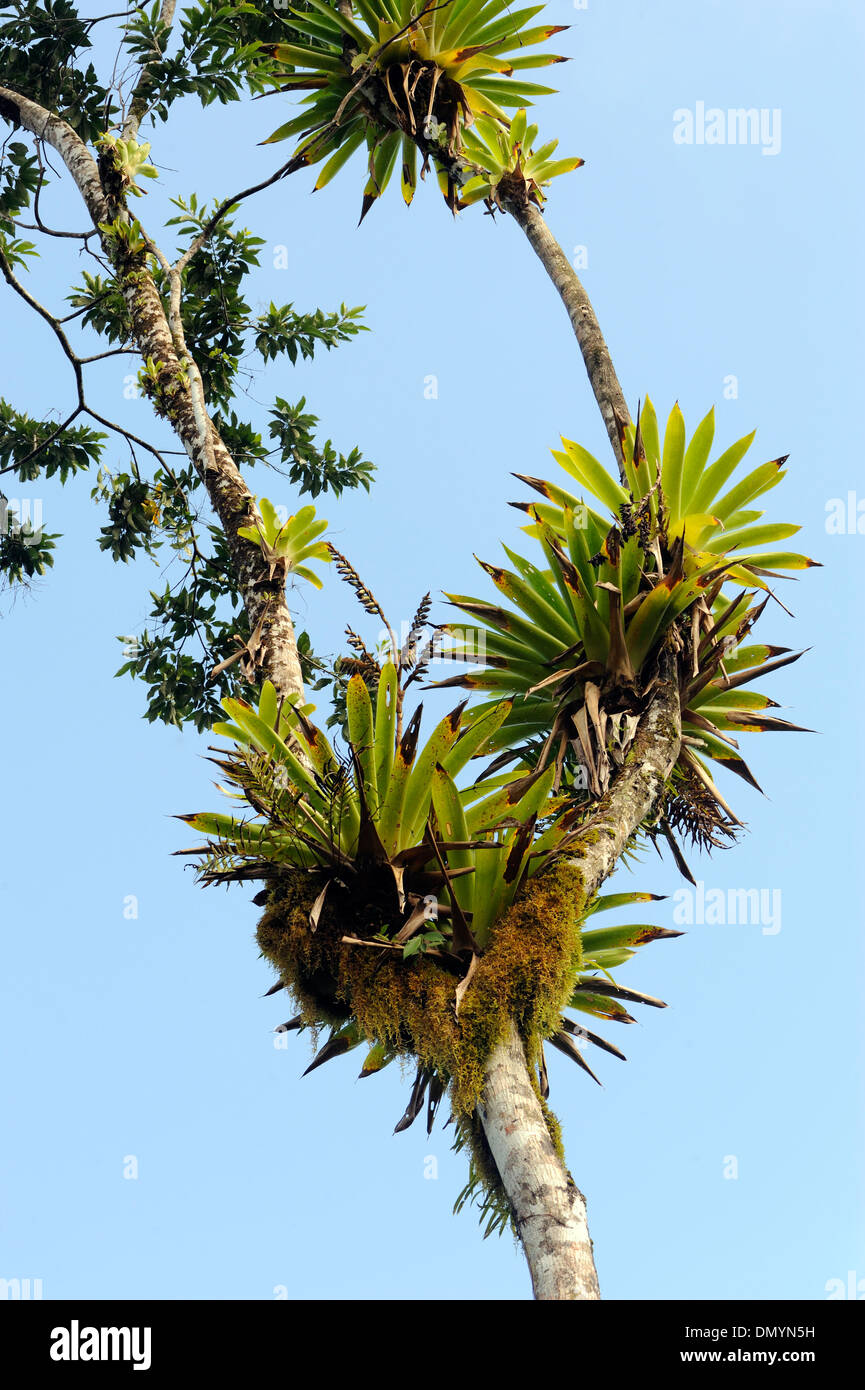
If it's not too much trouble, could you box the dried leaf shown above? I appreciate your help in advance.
[454,952,479,1017]
[549,1030,602,1085]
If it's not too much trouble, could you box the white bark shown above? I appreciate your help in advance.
[479,1020,600,1300]
[0,85,109,224]
[563,661,682,890]
[478,662,682,1299]
[502,195,631,476]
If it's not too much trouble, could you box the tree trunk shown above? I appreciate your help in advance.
[503,195,631,476]
[477,663,682,1298]
[479,1019,600,1300]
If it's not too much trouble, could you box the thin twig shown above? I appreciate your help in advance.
[32,148,92,239]
[0,408,82,477]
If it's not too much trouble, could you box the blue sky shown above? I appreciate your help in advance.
[1,0,863,1300]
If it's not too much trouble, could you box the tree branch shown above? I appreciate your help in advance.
[478,1019,601,1300]
[0,85,110,225]
[0,80,306,705]
[256,41,630,474]
[501,195,631,477]
[567,657,681,896]
[121,0,177,142]
[172,146,325,275]
[0,242,85,400]
[0,407,82,477]
[31,146,94,239]
[478,658,682,1299]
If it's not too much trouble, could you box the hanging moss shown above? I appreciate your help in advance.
[453,1110,515,1238]
[453,1068,569,1236]
[256,857,587,1116]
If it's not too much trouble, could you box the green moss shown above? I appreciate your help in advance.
[454,1044,568,1233]
[537,1091,566,1166]
[454,1109,513,1236]
[461,1111,502,1195]
[257,858,587,1116]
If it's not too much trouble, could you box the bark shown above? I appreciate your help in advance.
[502,194,631,476]
[478,1019,600,1300]
[121,0,177,142]
[348,72,631,478]
[564,659,683,892]
[477,661,682,1299]
[0,81,305,707]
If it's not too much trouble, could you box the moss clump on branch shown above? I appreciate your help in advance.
[256,858,587,1114]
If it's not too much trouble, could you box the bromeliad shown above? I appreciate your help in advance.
[434,399,818,855]
[178,399,816,1235]
[258,0,576,215]
[178,646,678,1134]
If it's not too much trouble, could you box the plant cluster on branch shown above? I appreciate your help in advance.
[259,0,580,215]
[180,397,815,1218]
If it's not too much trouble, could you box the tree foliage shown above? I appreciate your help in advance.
[0,0,374,729]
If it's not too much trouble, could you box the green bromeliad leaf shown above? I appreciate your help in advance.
[258,0,571,215]
[237,498,331,587]
[180,662,681,1084]
[459,109,582,209]
[537,402,820,580]
[180,667,570,942]
[430,397,816,823]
